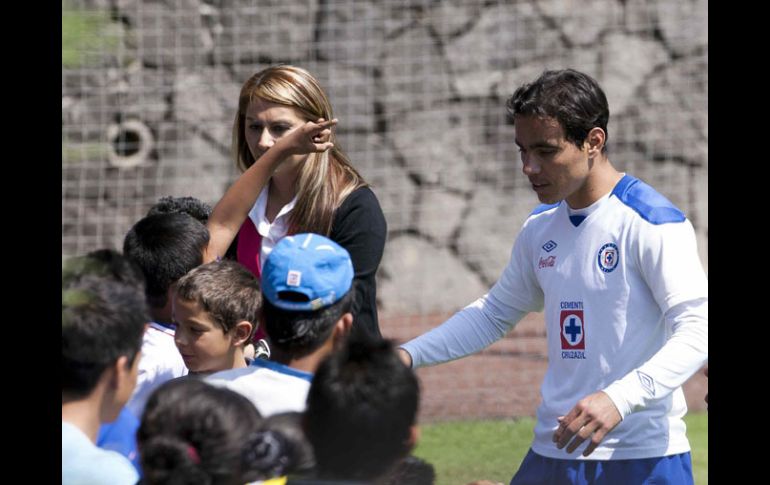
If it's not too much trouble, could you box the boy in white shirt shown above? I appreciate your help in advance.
[122,210,210,415]
[207,233,354,417]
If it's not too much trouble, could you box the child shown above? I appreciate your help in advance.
[74,249,149,470]
[384,456,436,485]
[173,259,261,375]
[245,411,316,481]
[207,233,354,416]
[123,210,210,416]
[62,253,148,485]
[137,378,263,484]
[145,195,267,359]
[146,195,213,223]
[297,337,421,483]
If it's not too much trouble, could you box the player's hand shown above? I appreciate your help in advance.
[552,391,622,457]
[277,118,338,155]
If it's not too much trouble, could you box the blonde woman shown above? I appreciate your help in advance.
[206,65,386,341]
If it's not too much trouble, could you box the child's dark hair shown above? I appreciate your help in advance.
[175,260,262,341]
[263,289,353,358]
[305,337,420,481]
[242,411,315,480]
[123,212,209,309]
[384,455,436,485]
[62,252,148,398]
[137,378,263,485]
[147,196,212,224]
[62,248,146,290]
[146,195,240,261]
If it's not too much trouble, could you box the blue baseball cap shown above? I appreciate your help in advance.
[262,233,354,311]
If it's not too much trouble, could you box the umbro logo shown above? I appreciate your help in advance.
[542,240,557,252]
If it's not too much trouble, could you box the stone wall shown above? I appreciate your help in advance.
[62,0,708,419]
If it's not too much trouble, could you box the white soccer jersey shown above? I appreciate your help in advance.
[206,359,313,417]
[402,175,708,460]
[125,322,188,417]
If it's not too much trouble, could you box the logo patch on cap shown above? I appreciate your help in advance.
[262,233,354,311]
[287,270,302,287]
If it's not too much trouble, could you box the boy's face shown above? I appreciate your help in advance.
[122,352,141,401]
[514,115,594,209]
[172,297,238,374]
[104,350,142,423]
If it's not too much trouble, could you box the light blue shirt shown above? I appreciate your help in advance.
[62,421,138,485]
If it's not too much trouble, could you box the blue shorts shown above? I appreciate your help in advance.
[510,448,693,485]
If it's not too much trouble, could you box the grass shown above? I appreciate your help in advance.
[414,412,708,485]
[685,412,708,485]
[62,2,122,67]
[62,142,110,163]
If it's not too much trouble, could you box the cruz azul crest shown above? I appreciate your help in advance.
[597,243,619,273]
[560,301,585,359]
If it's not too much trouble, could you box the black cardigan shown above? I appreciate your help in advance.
[330,187,387,340]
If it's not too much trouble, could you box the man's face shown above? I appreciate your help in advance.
[514,115,593,208]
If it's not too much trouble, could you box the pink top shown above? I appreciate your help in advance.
[236,219,267,342]
[236,217,263,278]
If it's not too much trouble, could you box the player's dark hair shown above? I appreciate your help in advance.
[507,68,610,152]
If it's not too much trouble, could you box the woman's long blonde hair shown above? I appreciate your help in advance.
[232,65,367,236]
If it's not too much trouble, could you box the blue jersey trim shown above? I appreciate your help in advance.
[568,215,587,227]
[250,358,313,382]
[150,321,176,331]
[611,175,686,225]
[530,202,560,216]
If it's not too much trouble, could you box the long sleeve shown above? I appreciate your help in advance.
[603,218,708,418]
[401,291,528,368]
[402,223,543,368]
[604,298,708,417]
[330,187,387,340]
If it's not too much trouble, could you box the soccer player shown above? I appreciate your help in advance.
[398,69,708,484]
